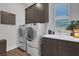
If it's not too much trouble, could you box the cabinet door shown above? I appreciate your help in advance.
[33,3,49,23]
[1,11,8,24]
[25,8,29,24]
[38,3,48,22]
[0,40,6,56]
[41,38,57,56]
[8,13,15,25]
[58,40,79,56]
[1,11,15,25]
[25,3,49,24]
[25,6,35,24]
[41,43,51,56]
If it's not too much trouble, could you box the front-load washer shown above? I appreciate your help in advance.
[25,23,46,56]
[17,25,27,51]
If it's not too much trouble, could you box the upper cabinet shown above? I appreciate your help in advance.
[25,3,49,24]
[0,11,15,25]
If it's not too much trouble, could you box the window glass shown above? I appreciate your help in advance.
[54,4,70,28]
[55,4,68,16]
[55,19,69,27]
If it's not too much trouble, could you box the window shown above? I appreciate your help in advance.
[54,3,70,28]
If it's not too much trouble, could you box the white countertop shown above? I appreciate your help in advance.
[42,34,79,43]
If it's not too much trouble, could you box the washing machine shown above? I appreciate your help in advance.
[25,23,46,56]
[18,25,27,51]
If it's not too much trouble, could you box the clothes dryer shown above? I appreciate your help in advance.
[25,23,46,56]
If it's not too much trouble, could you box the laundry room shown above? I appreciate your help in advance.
[0,3,79,56]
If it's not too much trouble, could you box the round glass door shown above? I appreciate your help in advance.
[25,27,36,41]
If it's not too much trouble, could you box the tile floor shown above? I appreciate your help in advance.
[7,48,30,56]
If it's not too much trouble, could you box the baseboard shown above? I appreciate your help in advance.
[7,45,17,52]
[18,47,27,52]
[25,51,31,56]
[17,47,31,56]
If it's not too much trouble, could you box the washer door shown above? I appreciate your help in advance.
[25,27,36,41]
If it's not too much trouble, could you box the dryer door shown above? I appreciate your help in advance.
[25,27,36,41]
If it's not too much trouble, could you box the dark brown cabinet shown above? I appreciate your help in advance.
[41,38,58,56]
[0,11,15,25]
[58,40,79,56]
[0,39,6,56]
[41,37,79,56]
[25,3,49,24]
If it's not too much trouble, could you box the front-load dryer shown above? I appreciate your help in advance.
[25,23,46,56]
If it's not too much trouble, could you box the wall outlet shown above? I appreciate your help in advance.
[48,30,52,34]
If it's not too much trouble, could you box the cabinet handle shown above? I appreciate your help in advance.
[19,41,24,43]
[27,44,38,49]
[0,48,5,51]
[65,45,79,48]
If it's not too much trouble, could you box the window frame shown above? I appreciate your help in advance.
[54,3,70,28]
